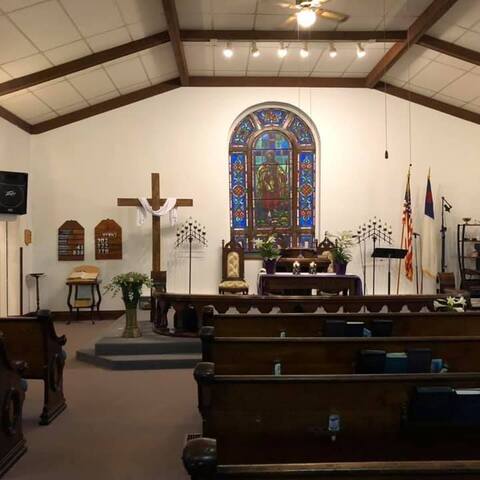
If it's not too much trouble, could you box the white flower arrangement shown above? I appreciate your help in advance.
[433,296,467,312]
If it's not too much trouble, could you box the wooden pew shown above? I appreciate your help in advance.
[0,333,27,476]
[153,292,453,334]
[200,330,480,375]
[185,364,480,478]
[0,310,67,425]
[203,309,480,338]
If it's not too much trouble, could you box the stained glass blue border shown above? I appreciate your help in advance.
[230,152,247,229]
[298,151,315,228]
[255,109,288,127]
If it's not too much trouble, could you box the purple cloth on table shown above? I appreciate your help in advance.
[257,273,363,296]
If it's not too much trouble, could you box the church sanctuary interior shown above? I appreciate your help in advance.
[2,0,480,478]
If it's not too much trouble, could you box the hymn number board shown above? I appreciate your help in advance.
[58,220,85,261]
[95,219,122,260]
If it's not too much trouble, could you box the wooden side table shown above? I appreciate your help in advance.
[66,278,102,324]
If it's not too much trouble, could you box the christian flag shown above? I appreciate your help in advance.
[422,171,438,278]
[402,167,414,281]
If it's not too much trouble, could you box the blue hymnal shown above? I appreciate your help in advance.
[346,322,364,337]
[371,319,393,337]
[409,386,455,423]
[453,389,480,426]
[385,352,407,373]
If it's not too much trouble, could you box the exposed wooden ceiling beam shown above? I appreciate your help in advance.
[376,82,480,125]
[418,34,480,66]
[181,30,407,43]
[162,0,189,86]
[189,76,365,88]
[0,32,170,98]
[365,0,459,88]
[0,106,32,133]
[30,79,181,134]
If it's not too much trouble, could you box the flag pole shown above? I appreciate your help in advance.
[396,165,411,294]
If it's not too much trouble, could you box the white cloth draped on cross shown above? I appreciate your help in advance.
[136,197,178,226]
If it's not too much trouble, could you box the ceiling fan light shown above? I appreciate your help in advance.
[328,43,337,58]
[251,41,260,58]
[278,42,288,58]
[296,7,317,28]
[223,42,233,58]
[356,43,366,58]
[300,43,309,58]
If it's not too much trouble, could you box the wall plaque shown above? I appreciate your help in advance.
[58,220,85,261]
[95,219,122,260]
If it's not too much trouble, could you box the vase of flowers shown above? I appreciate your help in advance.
[329,231,354,275]
[255,235,281,274]
[105,272,152,338]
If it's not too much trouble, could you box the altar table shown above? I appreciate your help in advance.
[258,273,363,296]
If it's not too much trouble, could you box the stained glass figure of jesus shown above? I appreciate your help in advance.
[253,132,292,229]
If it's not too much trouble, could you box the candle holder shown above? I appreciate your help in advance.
[175,217,207,294]
[356,217,393,295]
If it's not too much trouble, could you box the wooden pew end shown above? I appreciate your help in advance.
[183,437,217,480]
[194,363,215,383]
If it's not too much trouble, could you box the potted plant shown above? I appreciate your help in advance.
[329,231,354,275]
[105,272,152,338]
[255,235,281,274]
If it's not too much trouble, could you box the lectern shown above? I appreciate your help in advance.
[372,248,407,295]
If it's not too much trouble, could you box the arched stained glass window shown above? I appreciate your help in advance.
[229,107,316,251]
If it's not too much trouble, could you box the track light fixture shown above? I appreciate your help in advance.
[300,42,309,58]
[356,43,366,58]
[278,42,288,58]
[251,41,260,58]
[328,43,337,58]
[223,41,233,58]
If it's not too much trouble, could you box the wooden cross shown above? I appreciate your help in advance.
[117,173,193,281]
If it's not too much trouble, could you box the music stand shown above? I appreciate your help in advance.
[372,248,407,295]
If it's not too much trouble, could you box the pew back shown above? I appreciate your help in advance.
[202,334,480,374]
[196,365,480,465]
[205,311,480,337]
[0,313,64,379]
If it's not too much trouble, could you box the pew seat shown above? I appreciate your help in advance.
[0,310,66,425]
[0,333,27,476]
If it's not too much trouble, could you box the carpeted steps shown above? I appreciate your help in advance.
[76,316,201,370]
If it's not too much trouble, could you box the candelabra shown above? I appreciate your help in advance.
[175,217,207,294]
[356,217,393,295]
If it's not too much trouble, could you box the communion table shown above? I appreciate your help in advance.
[258,272,363,296]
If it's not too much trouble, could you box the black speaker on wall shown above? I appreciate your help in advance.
[0,171,28,215]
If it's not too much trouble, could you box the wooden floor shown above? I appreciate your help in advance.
[5,320,199,480]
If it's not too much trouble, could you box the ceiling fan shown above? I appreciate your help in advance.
[272,0,349,28]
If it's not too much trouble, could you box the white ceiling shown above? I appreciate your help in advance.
[0,0,479,125]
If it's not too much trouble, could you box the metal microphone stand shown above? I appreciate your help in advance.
[441,197,452,273]
[413,232,422,293]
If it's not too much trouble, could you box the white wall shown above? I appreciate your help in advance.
[0,118,33,315]
[30,87,480,311]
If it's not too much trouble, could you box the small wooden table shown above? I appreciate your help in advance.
[258,273,363,296]
[66,278,102,324]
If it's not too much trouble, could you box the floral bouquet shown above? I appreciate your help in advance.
[433,296,467,312]
[105,272,152,309]
[254,235,281,260]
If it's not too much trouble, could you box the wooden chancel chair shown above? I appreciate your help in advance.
[219,240,249,295]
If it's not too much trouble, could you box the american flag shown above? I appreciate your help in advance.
[402,167,413,281]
